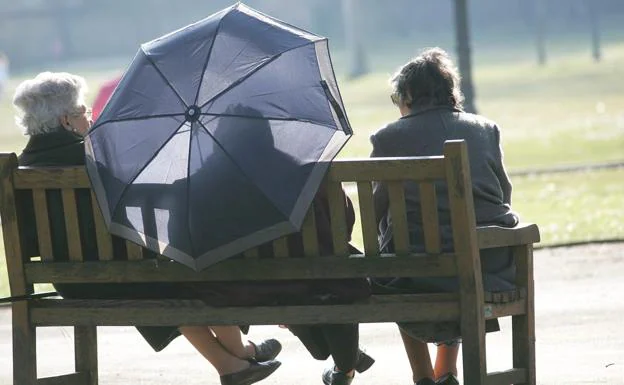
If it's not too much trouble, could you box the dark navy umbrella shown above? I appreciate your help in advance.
[85,3,352,270]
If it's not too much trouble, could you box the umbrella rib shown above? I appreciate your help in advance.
[193,12,228,106]
[90,113,186,131]
[195,119,292,220]
[198,40,321,110]
[141,48,188,109]
[185,122,196,258]
[108,120,189,226]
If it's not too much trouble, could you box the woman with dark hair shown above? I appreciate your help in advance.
[370,48,519,385]
[12,72,282,385]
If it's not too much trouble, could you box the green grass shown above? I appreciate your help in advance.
[1,41,624,298]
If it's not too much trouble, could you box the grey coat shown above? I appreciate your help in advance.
[370,106,519,292]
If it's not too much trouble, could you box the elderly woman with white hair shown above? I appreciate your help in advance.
[13,71,92,162]
[12,72,282,385]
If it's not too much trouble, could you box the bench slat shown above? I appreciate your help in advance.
[32,189,54,261]
[485,299,527,319]
[272,237,289,258]
[329,157,445,182]
[126,241,143,260]
[61,189,83,261]
[485,369,527,385]
[14,166,90,189]
[38,372,90,385]
[477,223,541,249]
[357,181,379,256]
[327,181,348,256]
[30,295,460,326]
[387,181,409,255]
[419,182,441,254]
[243,248,259,258]
[25,254,458,283]
[91,191,113,260]
[301,205,319,257]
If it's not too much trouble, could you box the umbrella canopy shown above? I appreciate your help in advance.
[85,3,352,270]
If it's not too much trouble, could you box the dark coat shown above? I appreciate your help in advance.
[369,106,519,342]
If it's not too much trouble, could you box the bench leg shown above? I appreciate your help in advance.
[13,302,37,385]
[512,245,536,385]
[75,326,98,385]
[460,326,487,384]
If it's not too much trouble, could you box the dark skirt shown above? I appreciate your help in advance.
[370,244,517,343]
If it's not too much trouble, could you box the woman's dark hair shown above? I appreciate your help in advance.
[390,47,464,111]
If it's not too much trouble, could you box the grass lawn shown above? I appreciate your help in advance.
[1,41,623,298]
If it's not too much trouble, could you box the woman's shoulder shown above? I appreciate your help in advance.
[453,111,499,131]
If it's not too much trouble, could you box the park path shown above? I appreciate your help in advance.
[1,243,623,385]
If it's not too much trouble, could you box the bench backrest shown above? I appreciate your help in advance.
[0,140,483,300]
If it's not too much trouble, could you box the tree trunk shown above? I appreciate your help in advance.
[586,0,602,62]
[341,0,368,79]
[454,0,477,114]
[534,0,547,65]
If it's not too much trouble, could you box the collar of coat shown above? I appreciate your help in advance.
[400,105,462,120]
[22,126,84,154]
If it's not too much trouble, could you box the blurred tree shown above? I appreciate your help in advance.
[533,0,547,65]
[454,0,476,113]
[342,0,369,79]
[585,0,602,62]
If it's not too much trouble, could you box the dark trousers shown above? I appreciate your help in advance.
[288,324,359,371]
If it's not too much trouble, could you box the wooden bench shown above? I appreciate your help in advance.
[0,140,540,385]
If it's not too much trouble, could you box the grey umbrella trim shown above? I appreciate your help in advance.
[109,219,296,271]
[287,130,350,228]
[85,137,112,227]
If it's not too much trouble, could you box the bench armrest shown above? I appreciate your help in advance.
[477,223,540,249]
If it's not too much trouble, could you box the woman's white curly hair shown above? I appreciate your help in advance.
[13,72,88,135]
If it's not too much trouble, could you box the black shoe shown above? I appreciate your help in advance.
[435,373,459,385]
[354,349,375,373]
[220,360,281,385]
[251,338,282,362]
[415,378,436,385]
[322,367,354,385]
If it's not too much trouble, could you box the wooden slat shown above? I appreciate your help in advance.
[329,157,445,182]
[39,372,90,385]
[33,189,54,261]
[13,302,37,385]
[74,326,98,385]
[477,223,541,249]
[0,154,30,296]
[484,288,526,304]
[485,369,527,385]
[387,181,409,255]
[30,294,460,326]
[301,206,319,257]
[513,244,537,385]
[243,247,259,258]
[0,155,37,384]
[25,253,458,283]
[327,181,349,256]
[125,241,143,260]
[13,166,90,189]
[443,140,487,384]
[357,181,379,256]
[91,191,113,260]
[272,236,289,258]
[61,189,83,261]
[419,182,441,253]
[484,300,527,319]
